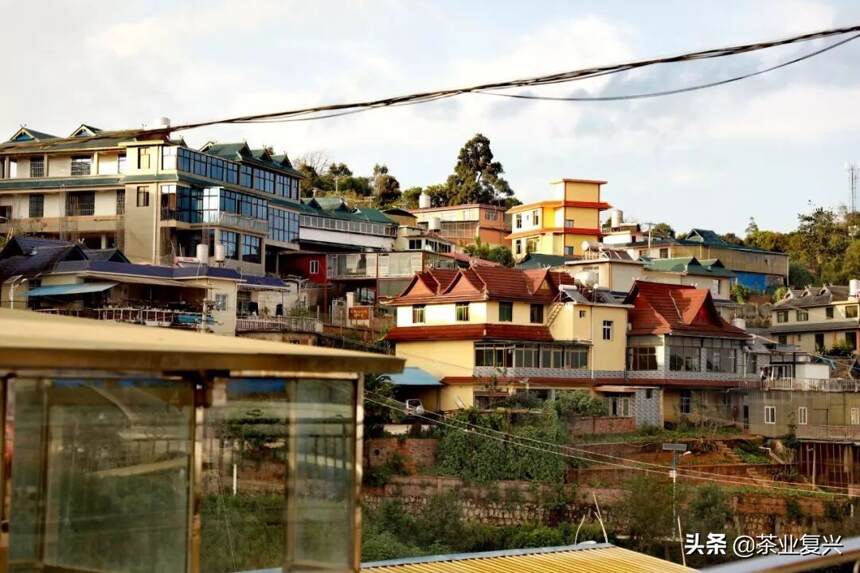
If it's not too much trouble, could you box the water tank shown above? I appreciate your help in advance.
[428,217,441,231]
[850,279,860,297]
[214,242,225,263]
[731,318,747,330]
[195,243,209,265]
[611,209,623,228]
[418,191,431,209]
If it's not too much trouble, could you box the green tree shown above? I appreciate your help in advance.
[794,208,850,280]
[372,164,402,207]
[720,232,744,246]
[686,485,732,534]
[327,162,353,177]
[364,373,400,438]
[401,186,423,209]
[841,240,860,281]
[730,283,751,303]
[443,134,514,206]
[650,223,675,238]
[619,475,679,554]
[463,239,514,267]
[788,262,815,288]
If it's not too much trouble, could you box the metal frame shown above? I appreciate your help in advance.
[0,370,364,573]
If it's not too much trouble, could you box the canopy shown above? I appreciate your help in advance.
[389,366,442,386]
[26,281,117,297]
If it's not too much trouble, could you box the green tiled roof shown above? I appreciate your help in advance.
[0,176,123,191]
[644,256,735,277]
[300,198,395,225]
[202,142,248,161]
[515,253,576,269]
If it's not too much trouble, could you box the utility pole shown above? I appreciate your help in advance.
[847,163,859,214]
[663,442,688,538]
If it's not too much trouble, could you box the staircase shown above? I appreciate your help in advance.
[545,300,565,328]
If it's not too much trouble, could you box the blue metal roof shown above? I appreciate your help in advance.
[26,282,117,297]
[388,366,442,386]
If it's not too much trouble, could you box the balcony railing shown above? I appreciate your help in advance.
[160,209,268,235]
[35,307,210,329]
[760,377,860,392]
[236,316,323,334]
[795,424,860,440]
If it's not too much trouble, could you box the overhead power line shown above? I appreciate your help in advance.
[167,24,860,131]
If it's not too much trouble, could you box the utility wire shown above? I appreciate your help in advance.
[475,32,860,103]
[167,24,860,131]
[365,393,852,497]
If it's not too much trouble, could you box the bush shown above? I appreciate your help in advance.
[828,340,855,357]
[553,390,608,418]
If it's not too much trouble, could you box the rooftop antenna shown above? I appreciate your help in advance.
[847,162,859,213]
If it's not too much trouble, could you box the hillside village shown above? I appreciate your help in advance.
[3,123,860,568]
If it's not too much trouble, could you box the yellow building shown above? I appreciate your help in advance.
[769,285,860,354]
[384,265,631,412]
[506,178,610,259]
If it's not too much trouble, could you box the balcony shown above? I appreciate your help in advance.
[160,209,268,235]
[236,315,323,334]
[327,252,427,280]
[34,307,211,329]
[795,424,860,441]
[759,377,860,392]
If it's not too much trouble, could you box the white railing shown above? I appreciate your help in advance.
[763,377,860,392]
[96,307,206,328]
[235,316,323,334]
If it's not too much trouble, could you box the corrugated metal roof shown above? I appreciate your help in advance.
[26,281,117,297]
[389,366,442,386]
[362,543,693,573]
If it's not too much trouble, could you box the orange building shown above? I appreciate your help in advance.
[506,179,610,259]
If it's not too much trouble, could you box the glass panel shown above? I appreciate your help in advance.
[290,378,355,570]
[9,377,193,573]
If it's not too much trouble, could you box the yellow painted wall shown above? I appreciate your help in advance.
[394,340,474,379]
[440,385,475,410]
[564,206,600,229]
[397,301,544,326]
[561,180,601,203]
[589,306,628,371]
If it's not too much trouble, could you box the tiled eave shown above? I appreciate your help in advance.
[385,323,553,342]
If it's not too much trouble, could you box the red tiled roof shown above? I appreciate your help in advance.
[624,280,748,338]
[389,265,565,305]
[385,323,553,342]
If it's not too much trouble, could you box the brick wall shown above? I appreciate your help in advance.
[569,416,636,435]
[366,438,438,474]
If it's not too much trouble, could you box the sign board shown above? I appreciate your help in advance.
[662,443,688,452]
[348,306,372,321]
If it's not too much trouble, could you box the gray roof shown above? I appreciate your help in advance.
[768,320,859,334]
[774,285,854,308]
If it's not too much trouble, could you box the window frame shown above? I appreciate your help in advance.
[529,304,544,324]
[764,405,776,425]
[412,304,426,324]
[29,156,45,178]
[797,406,808,425]
[455,302,470,322]
[136,186,150,207]
[498,301,513,323]
[28,193,44,218]
[602,320,613,341]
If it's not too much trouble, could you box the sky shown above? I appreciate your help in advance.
[2,0,860,235]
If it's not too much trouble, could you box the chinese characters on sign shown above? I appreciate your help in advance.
[685,533,843,558]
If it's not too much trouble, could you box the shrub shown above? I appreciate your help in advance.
[553,390,608,418]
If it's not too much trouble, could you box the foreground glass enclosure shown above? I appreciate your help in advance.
[0,309,402,573]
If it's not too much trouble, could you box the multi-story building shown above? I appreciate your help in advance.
[622,228,788,291]
[623,281,752,424]
[410,202,511,248]
[297,196,397,252]
[506,178,611,259]
[0,125,302,277]
[384,265,631,412]
[769,284,860,354]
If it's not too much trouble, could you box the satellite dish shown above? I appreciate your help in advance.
[581,240,592,252]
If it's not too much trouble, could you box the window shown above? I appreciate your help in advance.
[455,303,470,321]
[532,210,540,227]
[846,332,857,351]
[530,304,544,324]
[309,259,320,274]
[70,156,92,176]
[268,208,298,244]
[138,148,151,170]
[602,320,613,341]
[28,194,43,218]
[853,408,860,425]
[515,214,522,229]
[645,389,653,400]
[608,396,631,417]
[220,231,238,260]
[680,390,692,415]
[515,240,522,255]
[161,146,177,170]
[705,342,737,373]
[29,157,44,177]
[116,189,125,215]
[214,293,228,311]
[241,235,262,264]
[118,154,127,174]
[826,306,835,319]
[659,248,669,259]
[815,333,825,352]
[848,305,859,319]
[0,206,10,221]
[669,339,701,372]
[66,191,94,216]
[777,334,787,345]
[412,305,426,324]
[408,239,422,250]
[475,343,586,369]
[136,186,150,207]
[9,159,17,178]
[627,347,658,370]
[579,310,586,318]
[564,246,574,256]
[499,301,513,322]
[798,407,808,425]
[776,310,788,323]
[565,219,574,228]
[765,405,776,424]
[796,310,808,322]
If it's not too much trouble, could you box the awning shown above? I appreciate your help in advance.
[26,282,117,297]
[81,272,204,288]
[389,366,442,387]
